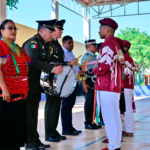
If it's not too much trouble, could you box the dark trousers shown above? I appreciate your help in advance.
[61,84,78,131]
[26,93,41,147]
[100,107,104,123]
[45,95,62,138]
[83,81,95,125]
[120,88,126,114]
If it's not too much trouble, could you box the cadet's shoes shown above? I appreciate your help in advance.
[101,148,109,150]
[85,124,98,130]
[57,134,67,140]
[25,144,45,150]
[71,127,82,133]
[93,123,102,129]
[45,136,60,142]
[102,138,123,143]
[62,130,79,135]
[122,131,133,137]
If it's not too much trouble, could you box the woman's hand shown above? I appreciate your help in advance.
[2,89,11,101]
[25,93,28,99]
[0,64,10,101]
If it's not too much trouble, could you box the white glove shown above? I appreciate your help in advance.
[114,55,118,60]
[132,67,137,71]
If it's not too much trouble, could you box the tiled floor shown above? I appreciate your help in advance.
[21,96,150,150]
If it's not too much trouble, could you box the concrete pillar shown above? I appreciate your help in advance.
[0,0,6,23]
[51,0,59,20]
[83,6,91,40]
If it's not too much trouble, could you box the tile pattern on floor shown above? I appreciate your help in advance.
[21,96,150,150]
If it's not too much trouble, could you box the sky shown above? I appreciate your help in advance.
[7,0,150,44]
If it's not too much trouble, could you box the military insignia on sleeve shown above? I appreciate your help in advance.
[50,47,53,55]
[31,41,37,44]
[31,44,37,49]
[54,47,58,50]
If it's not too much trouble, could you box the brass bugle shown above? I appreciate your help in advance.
[77,58,89,81]
[77,74,97,82]
[69,55,82,66]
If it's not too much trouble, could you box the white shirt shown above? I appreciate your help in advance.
[63,47,80,75]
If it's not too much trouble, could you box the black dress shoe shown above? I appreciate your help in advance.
[39,143,50,148]
[85,124,98,130]
[25,144,45,150]
[57,135,67,140]
[71,127,82,133]
[98,121,105,126]
[94,123,102,129]
[62,130,79,135]
[45,136,60,142]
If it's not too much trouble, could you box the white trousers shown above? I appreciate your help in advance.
[99,91,122,150]
[124,88,134,133]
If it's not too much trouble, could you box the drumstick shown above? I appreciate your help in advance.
[49,62,63,66]
[54,55,68,66]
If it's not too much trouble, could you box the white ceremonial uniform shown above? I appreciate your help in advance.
[93,36,123,150]
[123,52,135,133]
[124,89,134,133]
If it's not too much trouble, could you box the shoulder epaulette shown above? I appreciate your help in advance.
[35,36,42,40]
[31,41,37,44]
[22,35,37,47]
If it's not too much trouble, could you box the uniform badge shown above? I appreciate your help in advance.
[31,44,37,49]
[54,47,58,50]
[50,47,53,54]
[31,41,37,44]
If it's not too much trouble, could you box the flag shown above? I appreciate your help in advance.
[31,44,37,49]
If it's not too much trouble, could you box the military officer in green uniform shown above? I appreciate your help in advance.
[45,20,67,142]
[22,20,63,150]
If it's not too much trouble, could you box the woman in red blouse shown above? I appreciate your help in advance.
[0,19,31,150]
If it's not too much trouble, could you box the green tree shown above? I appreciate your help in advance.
[118,27,150,70]
[7,0,19,9]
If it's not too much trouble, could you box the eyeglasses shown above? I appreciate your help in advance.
[5,27,18,31]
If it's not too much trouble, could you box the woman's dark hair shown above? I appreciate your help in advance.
[0,19,14,36]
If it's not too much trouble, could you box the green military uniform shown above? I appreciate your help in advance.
[45,37,65,138]
[22,32,54,147]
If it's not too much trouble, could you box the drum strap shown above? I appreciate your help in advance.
[58,74,68,96]
[58,66,72,96]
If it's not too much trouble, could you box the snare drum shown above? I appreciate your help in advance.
[40,65,77,98]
